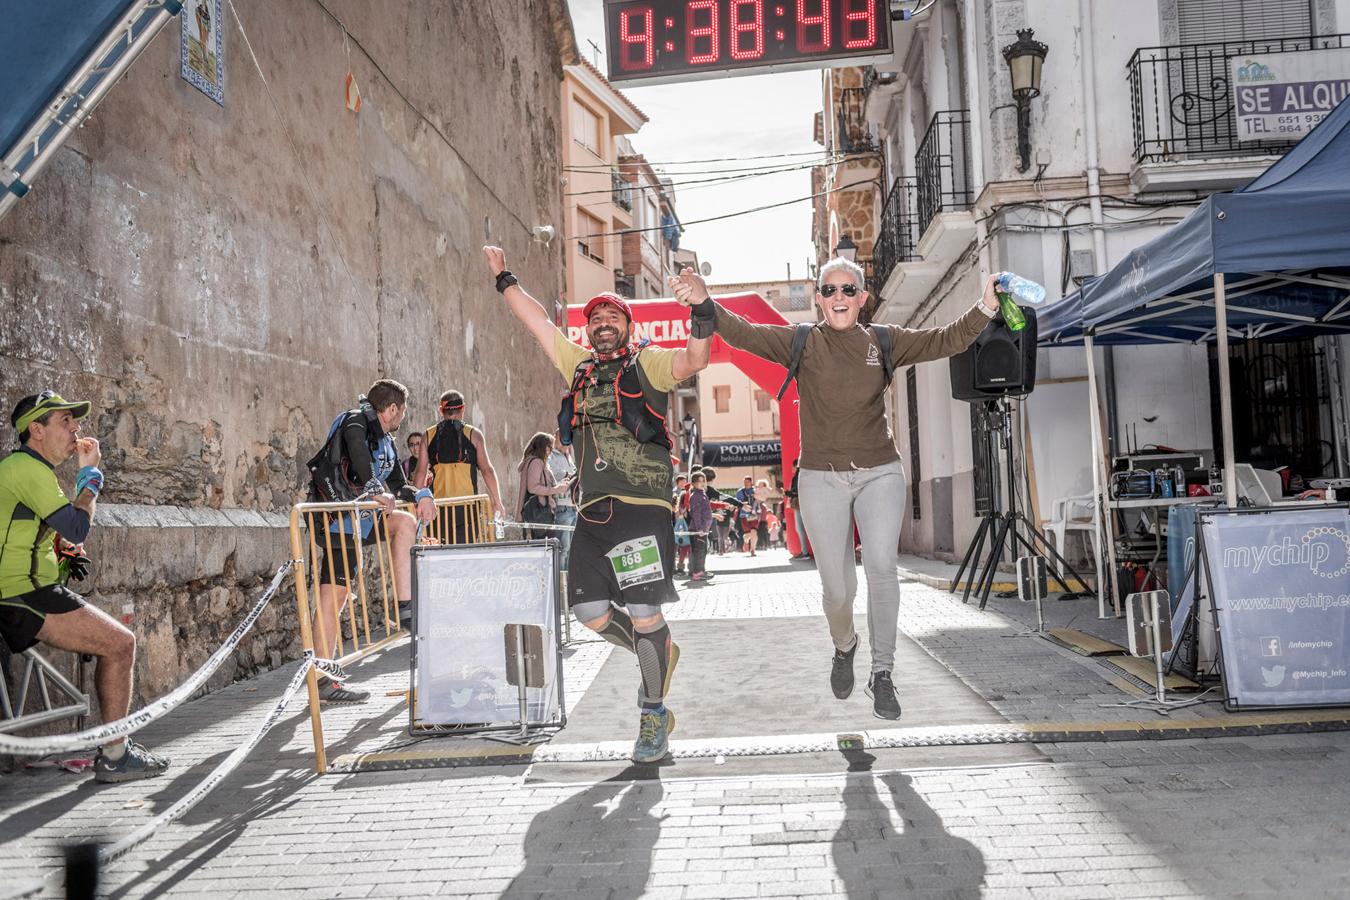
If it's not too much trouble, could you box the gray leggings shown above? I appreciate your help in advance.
[798,460,906,673]
[572,599,664,624]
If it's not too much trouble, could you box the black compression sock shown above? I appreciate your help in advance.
[597,606,636,653]
[634,623,672,710]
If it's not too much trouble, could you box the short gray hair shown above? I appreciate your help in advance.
[817,256,865,288]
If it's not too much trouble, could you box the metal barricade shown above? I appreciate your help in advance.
[288,494,494,772]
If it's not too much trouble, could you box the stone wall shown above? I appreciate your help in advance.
[0,0,574,712]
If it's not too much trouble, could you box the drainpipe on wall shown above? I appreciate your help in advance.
[1078,0,1119,458]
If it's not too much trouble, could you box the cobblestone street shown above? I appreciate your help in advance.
[4,549,1350,898]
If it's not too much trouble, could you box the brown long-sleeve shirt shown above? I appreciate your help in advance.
[712,302,993,471]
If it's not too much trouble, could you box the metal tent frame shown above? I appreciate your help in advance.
[0,0,182,222]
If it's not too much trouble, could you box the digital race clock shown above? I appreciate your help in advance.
[604,0,893,85]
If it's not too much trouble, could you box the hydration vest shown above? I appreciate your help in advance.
[557,350,672,451]
[427,419,479,498]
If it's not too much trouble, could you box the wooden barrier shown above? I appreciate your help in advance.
[288,494,494,773]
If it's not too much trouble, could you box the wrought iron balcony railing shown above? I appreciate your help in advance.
[914,110,974,237]
[611,172,633,211]
[836,87,876,153]
[872,177,919,290]
[1128,33,1349,164]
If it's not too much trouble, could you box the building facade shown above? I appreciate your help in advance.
[561,58,647,307]
[815,0,1350,562]
[0,0,577,702]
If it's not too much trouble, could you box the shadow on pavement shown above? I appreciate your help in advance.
[504,765,664,899]
[833,749,986,898]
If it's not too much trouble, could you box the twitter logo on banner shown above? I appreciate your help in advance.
[1262,665,1287,687]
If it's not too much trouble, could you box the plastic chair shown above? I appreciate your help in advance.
[1045,493,1097,561]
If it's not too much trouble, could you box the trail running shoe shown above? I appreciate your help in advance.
[632,707,676,763]
[865,670,903,720]
[318,678,370,704]
[93,740,170,784]
[831,637,859,699]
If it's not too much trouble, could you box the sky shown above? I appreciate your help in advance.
[566,0,823,286]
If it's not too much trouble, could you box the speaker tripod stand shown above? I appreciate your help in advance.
[950,398,1090,609]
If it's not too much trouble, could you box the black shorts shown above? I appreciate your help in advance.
[569,498,678,608]
[315,527,381,588]
[0,584,86,654]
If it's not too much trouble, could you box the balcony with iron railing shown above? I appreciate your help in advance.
[836,87,877,153]
[1128,33,1349,164]
[611,172,633,211]
[914,110,974,236]
[871,177,919,291]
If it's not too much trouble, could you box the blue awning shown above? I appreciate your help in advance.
[1039,95,1350,347]
[1,1,181,218]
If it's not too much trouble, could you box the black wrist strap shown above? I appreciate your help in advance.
[495,270,519,293]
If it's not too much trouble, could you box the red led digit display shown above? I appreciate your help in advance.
[620,6,655,71]
[842,0,876,49]
[605,0,891,84]
[730,0,765,61]
[796,0,830,54]
[686,0,720,64]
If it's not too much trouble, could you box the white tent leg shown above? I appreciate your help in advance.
[1084,335,1110,619]
[1214,273,1238,507]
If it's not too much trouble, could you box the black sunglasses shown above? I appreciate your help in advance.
[819,283,860,298]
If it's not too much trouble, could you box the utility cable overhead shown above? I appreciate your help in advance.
[564,159,832,198]
[571,178,877,240]
[565,151,872,176]
[563,148,869,168]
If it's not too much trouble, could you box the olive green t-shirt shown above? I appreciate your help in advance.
[0,449,70,598]
[553,330,679,511]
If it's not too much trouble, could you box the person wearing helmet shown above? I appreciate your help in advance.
[483,246,711,763]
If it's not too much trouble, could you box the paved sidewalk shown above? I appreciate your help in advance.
[3,548,1349,898]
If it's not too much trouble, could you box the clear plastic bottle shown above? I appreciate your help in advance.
[994,272,1046,332]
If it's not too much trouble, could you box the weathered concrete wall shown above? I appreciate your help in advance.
[0,0,572,710]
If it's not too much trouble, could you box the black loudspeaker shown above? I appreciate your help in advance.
[949,306,1038,400]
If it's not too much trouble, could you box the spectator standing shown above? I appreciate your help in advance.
[547,430,578,570]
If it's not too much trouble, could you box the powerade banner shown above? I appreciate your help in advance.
[700,440,782,468]
[1201,506,1350,708]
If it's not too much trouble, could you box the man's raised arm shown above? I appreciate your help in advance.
[668,268,714,381]
[483,246,560,369]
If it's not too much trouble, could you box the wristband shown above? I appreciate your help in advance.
[414,488,433,503]
[690,298,716,339]
[76,466,104,498]
[495,270,519,293]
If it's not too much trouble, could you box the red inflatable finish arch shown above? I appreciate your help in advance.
[566,293,806,555]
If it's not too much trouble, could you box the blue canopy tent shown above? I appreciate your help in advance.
[0,1,182,221]
[1036,96,1350,614]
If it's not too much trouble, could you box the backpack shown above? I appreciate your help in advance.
[775,323,894,401]
[306,402,381,502]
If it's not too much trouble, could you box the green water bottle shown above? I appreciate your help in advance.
[996,288,1027,332]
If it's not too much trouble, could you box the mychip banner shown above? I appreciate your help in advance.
[411,541,563,729]
[1201,506,1350,709]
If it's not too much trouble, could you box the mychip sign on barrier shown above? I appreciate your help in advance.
[410,540,565,733]
[1201,505,1350,709]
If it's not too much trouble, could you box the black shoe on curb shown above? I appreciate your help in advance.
[93,740,170,784]
[865,670,902,720]
[830,638,859,699]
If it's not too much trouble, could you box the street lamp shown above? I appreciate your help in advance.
[835,234,858,262]
[1001,28,1048,173]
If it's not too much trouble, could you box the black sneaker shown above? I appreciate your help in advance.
[318,676,370,704]
[831,638,858,699]
[93,740,170,784]
[865,671,902,720]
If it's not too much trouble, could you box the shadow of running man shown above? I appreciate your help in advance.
[505,766,665,900]
[833,749,986,898]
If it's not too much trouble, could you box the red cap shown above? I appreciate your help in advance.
[582,292,633,323]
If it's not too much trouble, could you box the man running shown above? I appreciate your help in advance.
[414,389,505,543]
[670,261,999,719]
[483,246,711,762]
[0,392,169,782]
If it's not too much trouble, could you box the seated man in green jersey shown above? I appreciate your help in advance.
[0,392,169,783]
